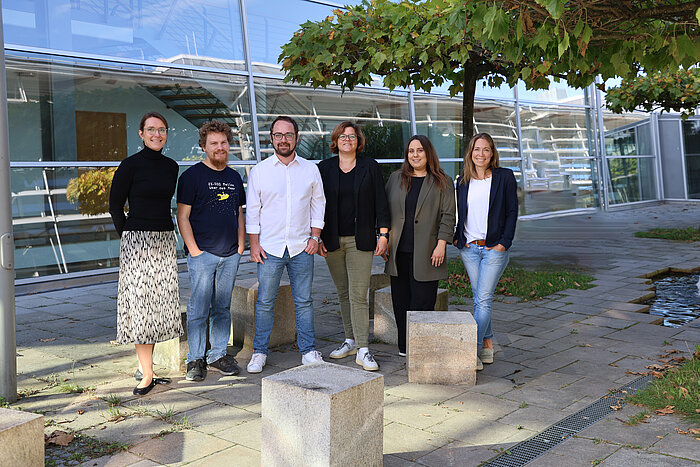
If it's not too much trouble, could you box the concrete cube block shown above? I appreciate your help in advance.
[262,362,383,467]
[368,266,390,319]
[153,304,187,371]
[231,277,295,360]
[0,408,44,467]
[373,286,449,345]
[407,311,477,385]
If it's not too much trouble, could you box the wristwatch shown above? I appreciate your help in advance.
[309,235,321,243]
[378,233,389,239]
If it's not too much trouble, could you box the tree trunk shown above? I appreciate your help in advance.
[461,63,477,156]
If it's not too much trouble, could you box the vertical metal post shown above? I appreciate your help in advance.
[594,77,610,210]
[238,0,262,162]
[513,86,527,193]
[0,3,18,403]
[407,86,417,136]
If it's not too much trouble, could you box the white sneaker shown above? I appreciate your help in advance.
[247,353,267,374]
[301,350,324,365]
[476,357,484,371]
[330,341,357,359]
[356,351,379,371]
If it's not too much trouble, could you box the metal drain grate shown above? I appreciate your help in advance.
[484,374,655,466]
[486,426,575,467]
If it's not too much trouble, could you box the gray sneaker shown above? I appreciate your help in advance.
[186,359,206,381]
[329,341,357,359]
[479,348,494,364]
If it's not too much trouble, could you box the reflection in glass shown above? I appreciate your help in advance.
[6,58,253,162]
[517,78,587,104]
[246,0,333,73]
[682,121,700,199]
[606,157,657,204]
[4,0,245,66]
[254,79,411,160]
[11,164,251,280]
[519,104,598,214]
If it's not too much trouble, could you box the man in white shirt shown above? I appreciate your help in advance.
[245,116,327,373]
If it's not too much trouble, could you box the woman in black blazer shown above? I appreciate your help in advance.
[318,121,390,371]
[453,133,518,370]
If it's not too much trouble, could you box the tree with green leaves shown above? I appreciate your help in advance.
[280,0,700,150]
[605,67,700,117]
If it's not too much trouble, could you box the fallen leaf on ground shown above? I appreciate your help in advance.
[77,410,84,415]
[609,363,618,367]
[689,429,700,435]
[680,387,689,397]
[610,403,622,411]
[39,338,56,342]
[651,371,664,379]
[45,430,74,446]
[667,349,681,354]
[574,281,581,287]
[626,371,649,376]
[655,406,675,415]
[676,428,689,435]
[322,299,329,304]
[547,282,553,287]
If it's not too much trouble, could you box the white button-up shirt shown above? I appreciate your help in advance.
[245,153,326,258]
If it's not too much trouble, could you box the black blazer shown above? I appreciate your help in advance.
[454,167,518,250]
[318,156,391,252]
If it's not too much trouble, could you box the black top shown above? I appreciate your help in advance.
[176,162,246,257]
[317,156,390,252]
[453,167,519,250]
[337,168,356,236]
[397,176,424,253]
[108,146,179,237]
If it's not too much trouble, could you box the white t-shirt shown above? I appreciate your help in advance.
[465,177,492,244]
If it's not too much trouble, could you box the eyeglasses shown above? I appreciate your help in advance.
[338,134,357,141]
[145,127,168,136]
[271,132,296,141]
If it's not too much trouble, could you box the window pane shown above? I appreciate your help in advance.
[606,157,657,204]
[246,0,334,74]
[682,120,700,199]
[414,93,519,182]
[519,104,598,214]
[6,58,253,162]
[3,0,245,67]
[517,78,588,105]
[254,79,411,160]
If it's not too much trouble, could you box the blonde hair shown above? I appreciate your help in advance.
[461,133,500,183]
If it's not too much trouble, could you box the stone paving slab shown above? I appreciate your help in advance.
[6,202,700,466]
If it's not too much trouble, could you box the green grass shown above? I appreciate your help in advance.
[634,227,700,241]
[628,346,700,423]
[439,260,595,300]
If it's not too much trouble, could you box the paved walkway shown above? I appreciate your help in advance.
[9,202,700,466]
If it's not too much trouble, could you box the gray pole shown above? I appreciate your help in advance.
[0,2,18,403]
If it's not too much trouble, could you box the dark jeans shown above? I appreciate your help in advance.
[390,252,438,353]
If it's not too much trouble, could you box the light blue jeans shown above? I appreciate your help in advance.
[459,244,509,350]
[186,251,241,364]
[253,248,315,356]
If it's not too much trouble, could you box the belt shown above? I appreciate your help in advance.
[470,239,486,246]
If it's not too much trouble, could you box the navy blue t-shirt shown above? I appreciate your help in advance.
[177,162,246,257]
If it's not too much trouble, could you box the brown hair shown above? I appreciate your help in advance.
[199,120,233,149]
[400,135,449,192]
[139,112,168,131]
[269,116,298,137]
[329,121,366,154]
[461,133,500,183]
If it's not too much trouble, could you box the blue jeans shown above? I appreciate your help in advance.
[459,245,509,349]
[186,251,241,364]
[253,248,315,355]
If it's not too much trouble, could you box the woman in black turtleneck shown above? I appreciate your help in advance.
[109,111,183,396]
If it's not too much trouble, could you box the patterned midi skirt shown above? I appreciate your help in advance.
[116,231,183,345]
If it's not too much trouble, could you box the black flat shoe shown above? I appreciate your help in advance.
[153,377,171,385]
[133,380,156,396]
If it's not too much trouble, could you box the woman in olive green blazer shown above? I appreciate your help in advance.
[384,135,456,355]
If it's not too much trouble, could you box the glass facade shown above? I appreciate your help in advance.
[683,121,700,199]
[2,0,691,282]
